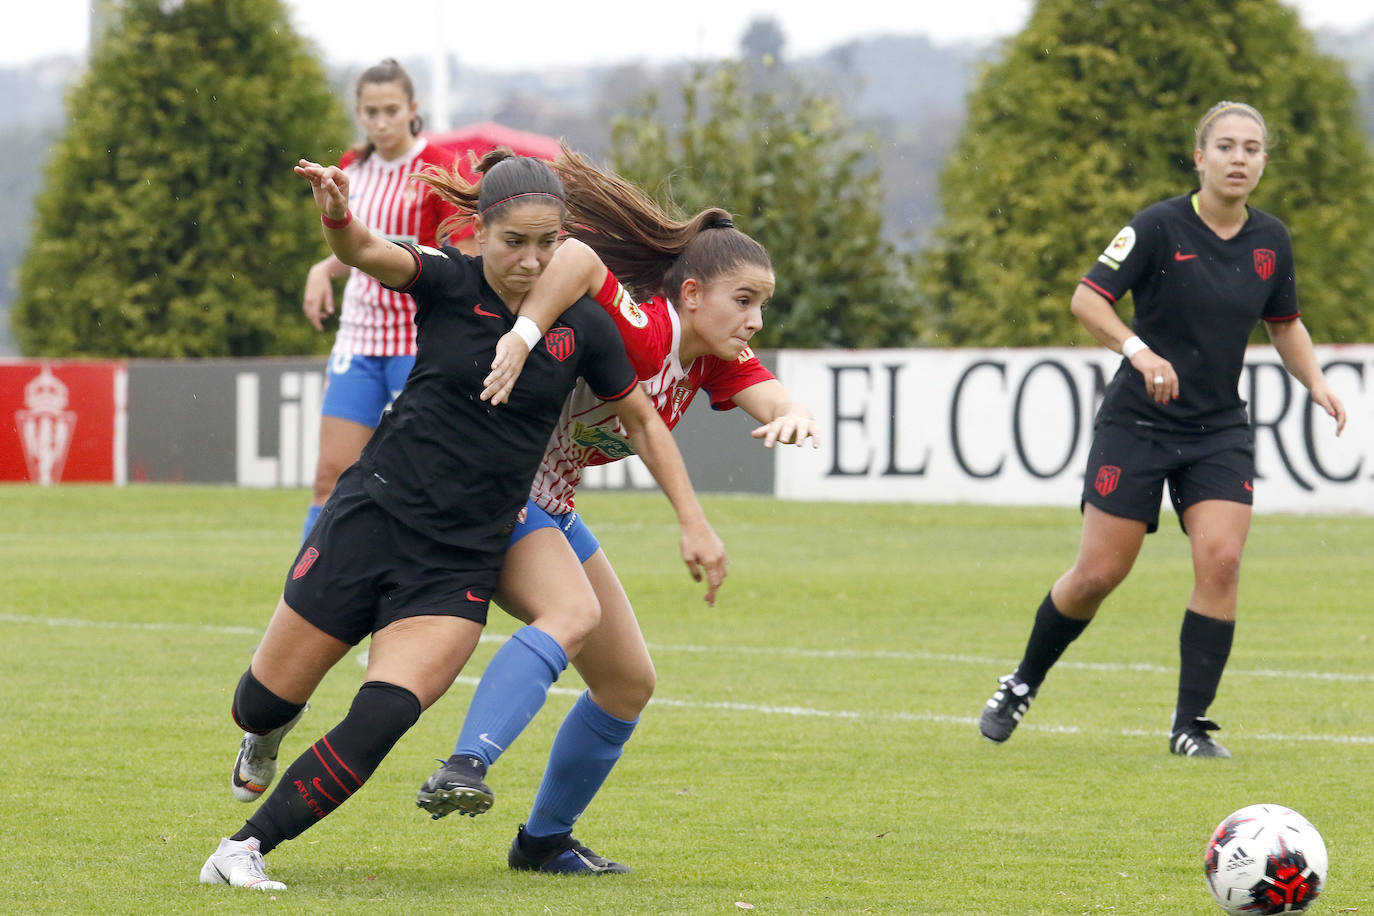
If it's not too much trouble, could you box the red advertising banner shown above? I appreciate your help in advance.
[0,360,127,484]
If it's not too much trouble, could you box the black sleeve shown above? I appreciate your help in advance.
[383,243,471,320]
[575,299,640,402]
[1080,210,1163,304]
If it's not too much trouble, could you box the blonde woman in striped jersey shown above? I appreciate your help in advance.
[298,59,472,543]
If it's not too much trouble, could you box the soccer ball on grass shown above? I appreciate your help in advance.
[1203,804,1326,914]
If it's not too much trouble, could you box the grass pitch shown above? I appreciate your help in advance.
[1,485,1370,914]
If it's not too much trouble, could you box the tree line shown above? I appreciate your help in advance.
[13,0,1374,357]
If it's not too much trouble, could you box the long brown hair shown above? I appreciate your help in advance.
[415,148,567,243]
[553,145,771,303]
[352,58,423,163]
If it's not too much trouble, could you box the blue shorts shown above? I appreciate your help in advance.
[321,351,416,427]
[509,499,601,563]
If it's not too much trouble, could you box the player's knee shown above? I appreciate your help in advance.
[594,662,656,718]
[1066,563,1128,606]
[558,593,603,646]
[1198,544,1244,589]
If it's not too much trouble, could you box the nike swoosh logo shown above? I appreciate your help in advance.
[466,590,484,602]
[478,733,505,751]
[1243,481,1254,492]
[1174,252,1198,261]
[473,304,501,318]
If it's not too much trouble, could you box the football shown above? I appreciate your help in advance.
[1204,804,1327,914]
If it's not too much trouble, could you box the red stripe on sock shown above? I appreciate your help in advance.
[319,735,364,788]
[310,742,357,797]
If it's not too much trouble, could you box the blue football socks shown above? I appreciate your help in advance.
[453,625,568,767]
[524,690,638,839]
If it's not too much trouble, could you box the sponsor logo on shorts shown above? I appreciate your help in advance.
[292,547,319,580]
[1253,248,1276,280]
[544,327,576,362]
[1243,480,1254,492]
[466,590,485,603]
[1094,465,1121,497]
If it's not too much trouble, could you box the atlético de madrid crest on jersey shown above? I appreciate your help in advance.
[1253,248,1276,280]
[544,327,575,361]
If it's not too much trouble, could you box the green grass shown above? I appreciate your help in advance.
[1,485,1370,914]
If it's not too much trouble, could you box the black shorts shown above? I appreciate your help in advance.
[282,466,501,645]
[1080,422,1254,534]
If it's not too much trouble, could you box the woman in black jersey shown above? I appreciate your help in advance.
[978,101,1346,758]
[198,150,726,892]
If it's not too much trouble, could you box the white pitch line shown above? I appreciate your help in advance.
[444,676,1374,746]
[3,612,1368,683]
[6,612,1372,745]
[634,641,1374,684]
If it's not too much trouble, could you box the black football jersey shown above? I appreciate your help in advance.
[1082,193,1299,434]
[358,243,638,550]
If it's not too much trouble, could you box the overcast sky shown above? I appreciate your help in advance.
[3,1,1372,71]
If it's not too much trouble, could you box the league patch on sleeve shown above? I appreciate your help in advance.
[416,244,448,258]
[619,295,649,329]
[1097,226,1135,269]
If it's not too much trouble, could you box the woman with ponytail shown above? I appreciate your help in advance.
[415,147,818,875]
[200,147,721,892]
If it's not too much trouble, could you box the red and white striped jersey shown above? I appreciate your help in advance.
[333,138,464,356]
[530,271,775,515]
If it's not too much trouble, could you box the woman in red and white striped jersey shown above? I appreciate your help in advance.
[297,59,473,543]
[414,149,820,875]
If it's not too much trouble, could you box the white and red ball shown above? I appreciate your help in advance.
[1204,804,1327,915]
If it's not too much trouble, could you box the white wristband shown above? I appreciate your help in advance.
[511,315,542,351]
[1120,335,1150,359]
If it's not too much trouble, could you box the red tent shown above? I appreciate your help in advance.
[424,121,562,178]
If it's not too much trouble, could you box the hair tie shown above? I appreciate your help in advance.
[708,216,734,229]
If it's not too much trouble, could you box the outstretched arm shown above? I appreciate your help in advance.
[732,379,821,448]
[1265,317,1346,435]
[483,238,610,404]
[611,386,727,605]
[294,159,416,289]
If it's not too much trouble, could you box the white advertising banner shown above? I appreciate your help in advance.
[773,345,1372,515]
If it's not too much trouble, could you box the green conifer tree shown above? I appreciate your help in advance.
[921,0,1374,346]
[609,62,917,349]
[13,0,350,357]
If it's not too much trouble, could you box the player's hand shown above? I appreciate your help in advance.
[294,159,350,221]
[751,413,821,449]
[680,518,727,606]
[303,262,336,331]
[1130,351,1177,404]
[1310,384,1347,436]
[482,331,532,405]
